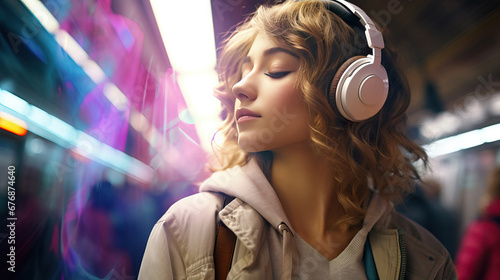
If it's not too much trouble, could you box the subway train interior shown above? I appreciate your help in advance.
[0,0,499,279]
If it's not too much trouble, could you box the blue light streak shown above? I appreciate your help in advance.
[0,88,155,184]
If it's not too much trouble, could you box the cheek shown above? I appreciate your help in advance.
[264,89,309,141]
[273,86,307,122]
[280,89,309,135]
[273,83,299,103]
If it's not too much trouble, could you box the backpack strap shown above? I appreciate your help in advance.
[214,194,237,280]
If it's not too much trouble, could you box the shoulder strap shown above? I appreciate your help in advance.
[214,195,237,280]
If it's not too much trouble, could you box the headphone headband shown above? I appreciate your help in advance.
[324,0,384,63]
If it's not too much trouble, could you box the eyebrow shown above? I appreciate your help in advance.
[242,47,299,65]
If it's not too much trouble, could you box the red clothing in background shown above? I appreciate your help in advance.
[456,198,500,280]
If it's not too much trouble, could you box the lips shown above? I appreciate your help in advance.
[235,108,261,121]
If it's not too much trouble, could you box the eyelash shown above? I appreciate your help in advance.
[265,71,291,79]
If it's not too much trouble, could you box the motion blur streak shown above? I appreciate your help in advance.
[1,0,210,278]
[0,89,154,184]
[0,111,28,136]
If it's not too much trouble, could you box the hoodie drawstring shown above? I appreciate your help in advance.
[278,222,298,280]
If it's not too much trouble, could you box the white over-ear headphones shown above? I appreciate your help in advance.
[321,0,389,122]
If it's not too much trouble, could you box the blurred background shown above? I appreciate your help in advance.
[0,0,499,279]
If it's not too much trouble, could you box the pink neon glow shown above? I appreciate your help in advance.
[51,0,210,278]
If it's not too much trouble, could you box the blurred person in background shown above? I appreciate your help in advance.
[396,178,460,259]
[72,181,132,278]
[421,179,460,259]
[456,167,500,280]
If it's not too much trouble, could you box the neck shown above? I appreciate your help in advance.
[269,142,345,239]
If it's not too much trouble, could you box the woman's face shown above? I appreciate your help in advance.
[232,33,310,153]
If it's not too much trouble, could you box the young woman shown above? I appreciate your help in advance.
[139,1,456,279]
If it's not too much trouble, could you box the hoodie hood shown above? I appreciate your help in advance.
[199,158,293,232]
[199,157,391,235]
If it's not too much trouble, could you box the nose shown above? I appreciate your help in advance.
[232,73,257,102]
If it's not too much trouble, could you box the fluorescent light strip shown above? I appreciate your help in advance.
[0,89,154,184]
[130,110,149,133]
[103,83,130,111]
[20,0,60,34]
[150,0,222,152]
[81,60,107,85]
[55,29,89,65]
[424,123,500,158]
[150,0,217,73]
[0,91,30,115]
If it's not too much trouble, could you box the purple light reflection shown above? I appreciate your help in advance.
[53,0,211,278]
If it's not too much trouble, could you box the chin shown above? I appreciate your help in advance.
[238,139,264,153]
[237,134,271,153]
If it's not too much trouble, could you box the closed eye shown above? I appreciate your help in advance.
[265,71,291,79]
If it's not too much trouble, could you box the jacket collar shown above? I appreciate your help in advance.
[371,209,446,279]
[219,197,298,279]
[200,158,293,232]
[218,197,267,267]
[219,198,265,251]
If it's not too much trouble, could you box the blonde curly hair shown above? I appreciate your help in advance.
[211,0,427,229]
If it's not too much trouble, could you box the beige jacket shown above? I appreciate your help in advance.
[139,159,457,279]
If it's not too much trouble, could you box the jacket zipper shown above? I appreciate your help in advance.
[397,229,407,280]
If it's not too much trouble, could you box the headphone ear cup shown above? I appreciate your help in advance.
[330,56,389,122]
[328,56,367,114]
